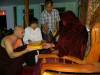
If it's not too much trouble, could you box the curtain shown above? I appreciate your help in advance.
[86,0,100,29]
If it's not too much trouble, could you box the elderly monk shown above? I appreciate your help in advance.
[0,26,36,75]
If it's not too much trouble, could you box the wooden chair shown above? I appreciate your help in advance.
[38,23,100,75]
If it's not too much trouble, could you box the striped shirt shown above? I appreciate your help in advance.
[40,9,60,32]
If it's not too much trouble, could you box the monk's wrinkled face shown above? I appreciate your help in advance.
[45,3,53,13]
[15,27,25,39]
[18,29,24,38]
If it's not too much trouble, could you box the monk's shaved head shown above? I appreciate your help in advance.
[14,26,23,31]
[14,26,24,39]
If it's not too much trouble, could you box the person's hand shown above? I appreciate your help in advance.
[52,50,59,54]
[43,24,48,33]
[42,43,55,49]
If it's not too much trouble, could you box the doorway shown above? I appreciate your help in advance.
[0,10,7,30]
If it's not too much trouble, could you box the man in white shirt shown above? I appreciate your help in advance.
[23,18,42,44]
[23,17,43,66]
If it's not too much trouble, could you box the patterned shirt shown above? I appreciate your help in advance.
[40,9,60,32]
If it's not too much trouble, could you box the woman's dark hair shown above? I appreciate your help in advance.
[29,17,38,26]
[44,0,53,6]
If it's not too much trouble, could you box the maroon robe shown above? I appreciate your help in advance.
[0,45,27,75]
[56,11,88,59]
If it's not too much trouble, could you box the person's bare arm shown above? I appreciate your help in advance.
[42,43,55,49]
[4,39,28,59]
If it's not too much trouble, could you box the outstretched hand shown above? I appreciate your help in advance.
[42,43,55,49]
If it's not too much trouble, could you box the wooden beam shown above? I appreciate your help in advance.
[13,6,17,27]
[24,0,29,27]
[80,0,88,25]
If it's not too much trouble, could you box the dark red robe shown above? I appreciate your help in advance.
[56,11,88,59]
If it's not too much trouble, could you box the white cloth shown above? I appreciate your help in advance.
[23,27,43,44]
